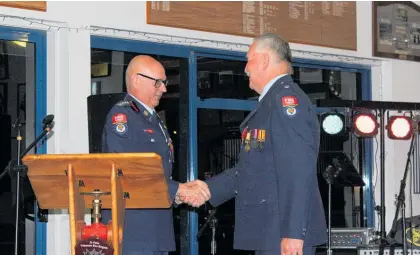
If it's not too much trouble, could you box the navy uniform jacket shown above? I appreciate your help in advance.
[101,94,178,252]
[206,75,327,251]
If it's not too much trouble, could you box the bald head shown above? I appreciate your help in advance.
[125,55,167,108]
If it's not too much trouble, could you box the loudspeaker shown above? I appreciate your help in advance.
[87,93,125,153]
[0,114,11,193]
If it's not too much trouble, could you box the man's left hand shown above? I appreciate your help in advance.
[281,238,303,255]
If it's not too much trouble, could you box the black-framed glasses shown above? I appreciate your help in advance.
[137,73,168,88]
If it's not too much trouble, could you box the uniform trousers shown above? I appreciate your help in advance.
[255,246,316,255]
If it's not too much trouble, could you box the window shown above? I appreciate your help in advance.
[90,48,189,253]
[197,57,257,100]
[0,39,37,255]
[292,66,362,102]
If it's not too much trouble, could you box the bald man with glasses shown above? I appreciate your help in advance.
[101,55,210,255]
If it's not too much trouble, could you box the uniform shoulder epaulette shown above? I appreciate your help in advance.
[116,100,140,113]
[116,100,131,107]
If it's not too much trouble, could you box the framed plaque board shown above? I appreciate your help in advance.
[373,1,420,61]
[0,1,46,12]
[147,1,357,51]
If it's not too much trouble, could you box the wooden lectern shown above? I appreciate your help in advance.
[22,153,171,255]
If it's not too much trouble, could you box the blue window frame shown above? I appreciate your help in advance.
[0,26,47,255]
[91,36,373,255]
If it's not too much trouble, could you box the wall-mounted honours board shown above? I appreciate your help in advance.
[146,1,357,50]
[373,1,420,62]
[0,1,46,11]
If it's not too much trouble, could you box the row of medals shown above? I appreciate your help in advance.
[242,127,266,152]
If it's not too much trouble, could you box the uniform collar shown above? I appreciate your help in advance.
[240,74,294,130]
[125,94,156,122]
[258,74,288,101]
[127,93,155,115]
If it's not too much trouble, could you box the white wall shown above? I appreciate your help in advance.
[1,1,420,254]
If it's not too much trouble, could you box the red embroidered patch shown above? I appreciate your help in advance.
[282,96,298,107]
[144,129,154,134]
[112,113,127,124]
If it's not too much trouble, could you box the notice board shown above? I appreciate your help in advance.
[146,1,357,50]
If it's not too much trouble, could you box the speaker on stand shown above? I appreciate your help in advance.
[87,93,125,153]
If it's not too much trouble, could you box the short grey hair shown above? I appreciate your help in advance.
[254,33,292,64]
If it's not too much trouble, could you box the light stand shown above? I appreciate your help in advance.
[0,114,54,255]
[197,208,218,255]
[379,108,386,241]
[387,131,416,255]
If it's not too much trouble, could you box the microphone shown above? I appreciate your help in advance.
[43,114,54,125]
[12,117,22,129]
[42,114,54,130]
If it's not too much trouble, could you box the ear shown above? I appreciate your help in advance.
[261,53,270,70]
[131,74,138,88]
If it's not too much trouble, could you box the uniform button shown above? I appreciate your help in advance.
[235,171,238,176]
[261,199,266,203]
[234,190,238,194]
[170,176,172,180]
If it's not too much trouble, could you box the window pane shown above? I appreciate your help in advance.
[0,39,36,255]
[292,67,362,104]
[90,48,189,254]
[197,108,251,255]
[197,57,258,100]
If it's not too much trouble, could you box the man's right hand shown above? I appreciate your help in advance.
[176,180,211,207]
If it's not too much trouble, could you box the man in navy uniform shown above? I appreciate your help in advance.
[182,34,327,255]
[101,55,210,255]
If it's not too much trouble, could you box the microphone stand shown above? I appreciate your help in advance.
[0,116,54,255]
[387,131,416,255]
[323,165,334,255]
[197,208,218,255]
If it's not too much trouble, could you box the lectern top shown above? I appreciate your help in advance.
[22,153,171,209]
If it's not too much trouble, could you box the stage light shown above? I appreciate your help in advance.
[387,116,413,140]
[353,113,378,137]
[321,113,345,135]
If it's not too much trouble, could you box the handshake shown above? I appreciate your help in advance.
[175,180,211,208]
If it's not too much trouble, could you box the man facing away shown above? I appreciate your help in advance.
[101,55,210,255]
[179,33,327,255]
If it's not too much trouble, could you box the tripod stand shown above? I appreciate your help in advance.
[0,114,54,255]
[322,152,365,255]
[387,131,416,255]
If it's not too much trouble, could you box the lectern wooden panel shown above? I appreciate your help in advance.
[22,153,170,255]
[23,153,171,209]
[22,153,171,209]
